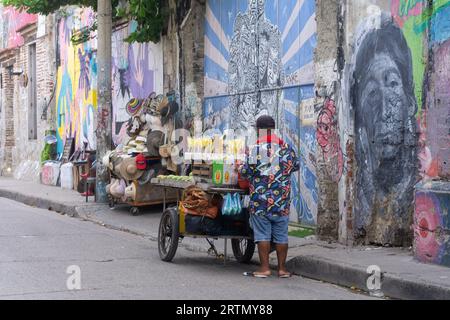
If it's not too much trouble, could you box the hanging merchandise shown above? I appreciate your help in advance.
[146,130,165,157]
[105,90,183,214]
[160,101,179,126]
[221,193,231,216]
[126,98,145,117]
[223,193,242,216]
[233,193,242,215]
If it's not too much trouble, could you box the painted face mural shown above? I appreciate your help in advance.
[353,14,418,244]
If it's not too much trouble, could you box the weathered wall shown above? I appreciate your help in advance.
[203,0,318,224]
[314,0,341,241]
[0,7,55,179]
[0,51,16,176]
[0,6,37,49]
[314,0,450,248]
[413,1,450,266]
[179,0,205,129]
[55,7,163,154]
[12,16,56,181]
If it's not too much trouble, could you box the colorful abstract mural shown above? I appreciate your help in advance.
[56,8,163,153]
[203,0,317,224]
[392,0,450,181]
[112,22,163,146]
[55,7,97,154]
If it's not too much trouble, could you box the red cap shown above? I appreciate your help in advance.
[135,154,147,170]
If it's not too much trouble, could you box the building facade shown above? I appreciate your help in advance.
[0,0,449,266]
[0,7,56,181]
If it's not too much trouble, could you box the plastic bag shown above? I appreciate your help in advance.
[222,193,233,216]
[233,193,242,215]
[222,193,242,216]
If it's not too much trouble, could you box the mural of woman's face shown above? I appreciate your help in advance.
[359,52,409,162]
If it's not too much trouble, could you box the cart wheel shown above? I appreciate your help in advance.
[231,238,255,264]
[158,208,179,262]
[130,207,140,216]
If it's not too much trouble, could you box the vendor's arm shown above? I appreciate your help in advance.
[238,144,257,178]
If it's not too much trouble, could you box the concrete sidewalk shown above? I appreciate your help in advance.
[1,177,450,300]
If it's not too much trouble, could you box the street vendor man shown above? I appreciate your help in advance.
[239,115,299,278]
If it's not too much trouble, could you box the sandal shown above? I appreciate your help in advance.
[278,272,292,278]
[243,271,270,278]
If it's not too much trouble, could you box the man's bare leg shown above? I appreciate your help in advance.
[255,241,271,276]
[275,244,290,277]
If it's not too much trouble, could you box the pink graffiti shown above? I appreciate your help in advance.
[418,113,439,179]
[41,164,57,186]
[414,192,443,264]
[317,98,343,182]
[391,0,425,28]
[1,7,37,49]
[426,40,450,179]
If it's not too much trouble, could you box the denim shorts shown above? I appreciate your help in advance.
[249,214,289,244]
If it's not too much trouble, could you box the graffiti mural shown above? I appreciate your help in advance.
[0,6,37,50]
[409,1,450,265]
[56,9,163,153]
[351,14,418,244]
[392,0,450,182]
[284,86,317,225]
[203,0,317,224]
[112,22,163,146]
[426,40,450,179]
[317,98,343,182]
[227,0,284,130]
[414,183,450,267]
[56,7,97,154]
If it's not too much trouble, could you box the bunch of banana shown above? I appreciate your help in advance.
[226,139,245,157]
[157,175,194,183]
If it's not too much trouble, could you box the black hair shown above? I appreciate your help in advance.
[256,115,275,129]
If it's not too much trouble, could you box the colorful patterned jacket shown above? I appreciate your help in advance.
[239,134,300,217]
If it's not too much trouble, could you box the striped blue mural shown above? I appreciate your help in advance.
[203,0,317,225]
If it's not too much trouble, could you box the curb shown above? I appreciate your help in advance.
[0,188,254,263]
[286,255,450,300]
[7,186,447,299]
[0,188,79,217]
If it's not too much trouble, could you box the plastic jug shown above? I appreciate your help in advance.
[60,162,74,189]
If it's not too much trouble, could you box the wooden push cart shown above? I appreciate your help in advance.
[108,179,178,216]
[151,179,256,264]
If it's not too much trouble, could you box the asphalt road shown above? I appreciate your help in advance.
[0,197,375,300]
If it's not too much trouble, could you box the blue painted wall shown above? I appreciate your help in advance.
[203,0,317,225]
